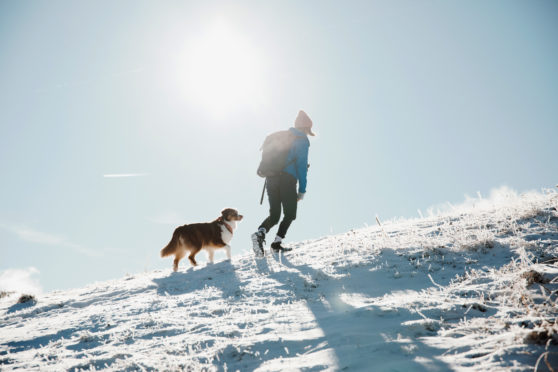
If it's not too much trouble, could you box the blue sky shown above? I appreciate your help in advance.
[1,0,557,292]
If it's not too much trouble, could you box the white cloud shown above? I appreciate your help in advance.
[0,267,42,294]
[0,223,100,257]
[7,225,65,246]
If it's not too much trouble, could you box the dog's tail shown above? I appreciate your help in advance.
[161,228,180,257]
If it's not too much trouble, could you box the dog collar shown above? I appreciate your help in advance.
[222,221,233,234]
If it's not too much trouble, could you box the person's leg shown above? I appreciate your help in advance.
[276,173,298,239]
[253,176,282,256]
[258,176,282,233]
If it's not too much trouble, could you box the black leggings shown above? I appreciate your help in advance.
[259,173,298,238]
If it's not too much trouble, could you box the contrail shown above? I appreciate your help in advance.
[103,173,150,178]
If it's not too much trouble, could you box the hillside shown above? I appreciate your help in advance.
[1,188,557,371]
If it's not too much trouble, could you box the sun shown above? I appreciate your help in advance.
[180,20,268,117]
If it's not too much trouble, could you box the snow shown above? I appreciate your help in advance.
[1,188,557,371]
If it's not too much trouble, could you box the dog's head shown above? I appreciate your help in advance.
[221,208,243,222]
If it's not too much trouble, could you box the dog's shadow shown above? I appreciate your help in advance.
[152,260,242,298]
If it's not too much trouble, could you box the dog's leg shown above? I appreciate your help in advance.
[172,239,187,272]
[188,254,197,266]
[225,245,231,260]
[188,246,201,267]
[207,248,215,264]
[173,253,183,272]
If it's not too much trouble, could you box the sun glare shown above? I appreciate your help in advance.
[180,20,267,117]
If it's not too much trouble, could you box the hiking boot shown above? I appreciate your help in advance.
[251,231,266,257]
[271,241,293,252]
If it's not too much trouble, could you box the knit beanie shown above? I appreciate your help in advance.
[294,110,315,136]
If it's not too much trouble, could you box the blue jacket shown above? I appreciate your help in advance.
[283,127,310,193]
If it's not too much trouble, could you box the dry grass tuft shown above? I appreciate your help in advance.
[521,270,548,286]
[0,291,13,299]
[525,328,556,345]
[16,294,36,304]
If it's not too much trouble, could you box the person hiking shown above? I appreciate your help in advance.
[251,110,315,256]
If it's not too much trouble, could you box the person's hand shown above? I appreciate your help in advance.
[297,192,305,201]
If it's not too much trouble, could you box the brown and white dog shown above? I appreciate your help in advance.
[160,208,243,271]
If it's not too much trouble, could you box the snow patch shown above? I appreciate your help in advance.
[1,189,557,370]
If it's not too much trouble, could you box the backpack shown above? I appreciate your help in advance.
[257,130,297,178]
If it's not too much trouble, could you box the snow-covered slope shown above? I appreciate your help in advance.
[1,188,558,371]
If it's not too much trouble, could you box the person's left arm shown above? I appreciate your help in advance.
[294,139,309,196]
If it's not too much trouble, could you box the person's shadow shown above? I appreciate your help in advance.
[256,250,452,371]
